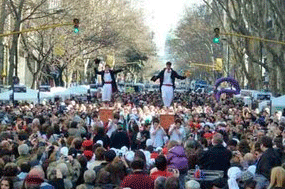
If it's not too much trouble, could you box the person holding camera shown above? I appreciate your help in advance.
[168,119,186,144]
[150,117,167,148]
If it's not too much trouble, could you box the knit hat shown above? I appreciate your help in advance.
[227,167,242,189]
[121,146,128,154]
[83,150,93,161]
[60,147,68,157]
[185,180,200,189]
[146,139,153,147]
[203,133,214,139]
[82,140,93,148]
[125,151,135,162]
[96,140,103,146]
[155,147,162,152]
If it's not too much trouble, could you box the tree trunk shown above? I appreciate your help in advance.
[0,0,7,85]
[8,22,21,84]
[31,73,37,89]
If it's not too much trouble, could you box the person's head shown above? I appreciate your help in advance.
[104,150,116,162]
[96,169,111,184]
[18,144,29,156]
[268,166,285,188]
[70,121,78,129]
[167,140,179,150]
[84,170,96,184]
[0,177,13,189]
[3,163,19,177]
[166,62,172,69]
[96,126,105,136]
[154,176,166,189]
[175,119,181,127]
[185,180,201,189]
[260,136,273,151]
[56,163,69,178]
[72,138,82,150]
[243,153,256,166]
[165,176,180,189]
[153,117,160,128]
[95,147,106,161]
[212,133,223,146]
[243,179,257,189]
[131,158,145,170]
[113,113,120,123]
[24,166,45,188]
[134,150,146,165]
[105,64,110,71]
[155,155,167,171]
[227,140,238,151]
[20,162,31,173]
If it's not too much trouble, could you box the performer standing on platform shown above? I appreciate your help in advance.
[95,59,122,106]
[151,61,186,107]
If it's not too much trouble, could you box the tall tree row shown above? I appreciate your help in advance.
[167,0,285,94]
[0,0,156,88]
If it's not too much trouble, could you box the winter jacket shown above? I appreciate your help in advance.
[166,145,188,173]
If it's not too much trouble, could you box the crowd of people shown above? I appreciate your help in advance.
[0,90,284,189]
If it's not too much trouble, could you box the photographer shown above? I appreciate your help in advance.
[168,119,185,144]
[150,117,166,148]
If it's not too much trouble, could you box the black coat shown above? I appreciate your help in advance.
[93,134,111,149]
[199,144,232,177]
[151,68,186,91]
[110,129,130,149]
[95,69,122,93]
[256,148,281,180]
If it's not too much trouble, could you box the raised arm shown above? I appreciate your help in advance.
[173,71,186,80]
[113,69,123,74]
[94,68,104,75]
[151,70,164,82]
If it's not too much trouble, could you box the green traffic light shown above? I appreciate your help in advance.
[213,37,220,43]
[74,28,79,33]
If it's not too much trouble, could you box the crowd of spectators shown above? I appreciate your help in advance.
[0,91,284,189]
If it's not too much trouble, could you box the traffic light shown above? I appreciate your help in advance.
[213,28,220,43]
[73,18,79,33]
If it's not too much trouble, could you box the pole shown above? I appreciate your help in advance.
[227,42,230,77]
[0,22,73,38]
[12,82,14,106]
[221,32,285,46]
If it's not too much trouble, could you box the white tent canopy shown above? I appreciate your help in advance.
[0,88,53,102]
[259,95,285,113]
[67,85,89,95]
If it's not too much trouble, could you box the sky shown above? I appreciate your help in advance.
[139,0,204,57]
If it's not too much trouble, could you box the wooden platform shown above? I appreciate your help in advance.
[99,108,114,123]
[160,114,175,130]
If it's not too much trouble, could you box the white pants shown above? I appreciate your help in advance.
[102,84,112,102]
[161,85,174,107]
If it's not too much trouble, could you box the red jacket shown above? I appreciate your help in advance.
[150,170,173,181]
[121,171,154,189]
